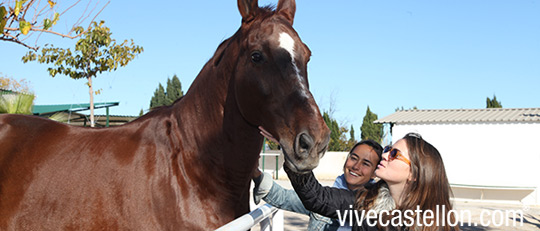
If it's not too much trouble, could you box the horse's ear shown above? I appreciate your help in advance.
[276,0,296,25]
[238,0,259,22]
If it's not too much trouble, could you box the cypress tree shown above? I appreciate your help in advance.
[150,75,184,109]
[150,89,159,108]
[360,106,383,143]
[150,83,166,109]
[166,74,183,105]
[349,125,356,143]
[156,84,166,106]
[486,95,502,108]
[323,111,341,151]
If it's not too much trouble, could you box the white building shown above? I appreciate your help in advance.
[375,108,540,206]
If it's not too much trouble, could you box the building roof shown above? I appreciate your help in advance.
[32,102,119,115]
[375,108,540,124]
[47,111,138,127]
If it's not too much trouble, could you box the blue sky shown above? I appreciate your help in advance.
[1,0,539,135]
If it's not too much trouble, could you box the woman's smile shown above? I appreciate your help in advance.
[348,171,360,177]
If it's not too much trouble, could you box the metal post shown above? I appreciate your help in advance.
[262,156,266,173]
[263,138,266,153]
[275,155,279,179]
[106,107,110,127]
[262,138,266,173]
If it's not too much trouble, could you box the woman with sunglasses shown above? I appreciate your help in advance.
[284,133,457,231]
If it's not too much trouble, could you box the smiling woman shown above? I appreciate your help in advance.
[284,133,459,231]
[343,140,383,191]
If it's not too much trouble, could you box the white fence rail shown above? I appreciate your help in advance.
[215,204,283,231]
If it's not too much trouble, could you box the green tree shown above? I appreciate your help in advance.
[150,84,166,108]
[349,125,356,143]
[1,0,108,51]
[22,20,143,127]
[166,75,183,105]
[486,95,502,108]
[347,125,357,148]
[322,111,353,151]
[323,111,340,151]
[150,75,184,108]
[360,106,383,143]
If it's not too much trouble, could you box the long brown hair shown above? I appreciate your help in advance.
[356,133,457,231]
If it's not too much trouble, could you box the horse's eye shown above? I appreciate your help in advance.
[251,51,263,63]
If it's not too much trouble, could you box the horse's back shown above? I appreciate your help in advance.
[0,114,163,230]
[0,114,71,171]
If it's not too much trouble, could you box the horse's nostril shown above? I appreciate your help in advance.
[295,133,314,158]
[299,134,311,150]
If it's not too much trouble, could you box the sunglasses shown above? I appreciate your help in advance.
[383,146,411,166]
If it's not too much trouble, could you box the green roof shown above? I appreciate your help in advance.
[32,102,120,115]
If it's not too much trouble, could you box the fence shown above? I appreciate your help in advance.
[260,151,282,179]
[215,203,283,231]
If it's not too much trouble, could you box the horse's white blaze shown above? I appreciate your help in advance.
[279,32,296,57]
[279,32,309,98]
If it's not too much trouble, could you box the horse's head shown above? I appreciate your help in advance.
[221,0,330,173]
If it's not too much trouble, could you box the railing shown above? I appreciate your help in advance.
[215,204,283,231]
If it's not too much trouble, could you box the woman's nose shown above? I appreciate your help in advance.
[352,162,361,170]
[381,152,389,161]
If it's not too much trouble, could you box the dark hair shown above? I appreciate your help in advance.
[349,139,383,163]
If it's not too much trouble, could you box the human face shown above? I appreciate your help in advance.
[375,139,411,185]
[343,144,379,190]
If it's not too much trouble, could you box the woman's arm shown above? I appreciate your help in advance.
[253,172,310,214]
[264,181,311,215]
[284,165,356,219]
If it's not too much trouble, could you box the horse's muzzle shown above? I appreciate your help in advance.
[285,131,329,172]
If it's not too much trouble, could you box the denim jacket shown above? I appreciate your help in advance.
[253,173,351,231]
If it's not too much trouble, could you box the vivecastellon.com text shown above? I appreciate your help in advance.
[336,205,523,227]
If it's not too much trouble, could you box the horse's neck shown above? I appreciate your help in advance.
[172,64,263,199]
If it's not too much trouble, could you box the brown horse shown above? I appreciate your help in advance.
[0,0,329,230]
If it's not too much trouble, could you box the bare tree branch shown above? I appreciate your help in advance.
[1,35,40,51]
[1,0,110,51]
[5,26,84,38]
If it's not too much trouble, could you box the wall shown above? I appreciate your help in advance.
[391,122,540,205]
[276,151,349,181]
